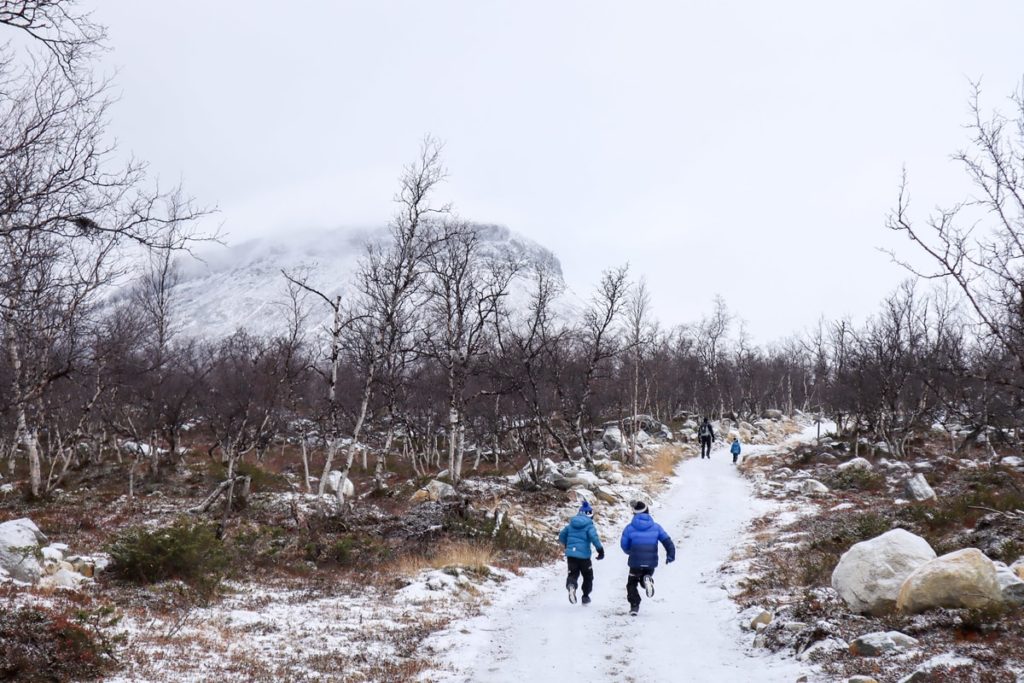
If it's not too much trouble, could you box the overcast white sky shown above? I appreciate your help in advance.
[87,1,1024,341]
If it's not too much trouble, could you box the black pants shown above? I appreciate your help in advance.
[626,566,655,607]
[566,557,594,596]
[700,436,712,458]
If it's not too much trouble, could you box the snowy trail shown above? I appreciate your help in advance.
[424,441,813,683]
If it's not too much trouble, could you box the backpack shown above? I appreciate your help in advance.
[699,423,710,438]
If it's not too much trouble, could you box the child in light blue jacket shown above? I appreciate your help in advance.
[557,500,604,604]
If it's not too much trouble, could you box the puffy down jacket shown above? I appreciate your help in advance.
[620,513,675,568]
[558,514,604,559]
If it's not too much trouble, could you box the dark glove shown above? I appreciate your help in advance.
[666,557,675,564]
[596,549,605,561]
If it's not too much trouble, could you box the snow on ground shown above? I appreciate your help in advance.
[420,433,822,683]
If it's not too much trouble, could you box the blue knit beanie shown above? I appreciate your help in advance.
[579,500,593,517]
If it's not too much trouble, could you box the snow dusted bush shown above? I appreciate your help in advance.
[107,519,228,596]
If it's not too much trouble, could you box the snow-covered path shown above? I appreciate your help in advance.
[424,442,813,683]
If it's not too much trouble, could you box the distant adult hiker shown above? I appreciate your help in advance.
[619,500,675,616]
[730,436,741,464]
[698,417,715,459]
[557,500,605,605]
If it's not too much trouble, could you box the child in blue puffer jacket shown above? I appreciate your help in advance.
[619,500,675,616]
[557,500,605,605]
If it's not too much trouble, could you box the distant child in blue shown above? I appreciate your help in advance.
[731,437,742,464]
[619,500,675,616]
[557,500,604,604]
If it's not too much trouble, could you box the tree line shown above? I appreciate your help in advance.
[3,3,1023,501]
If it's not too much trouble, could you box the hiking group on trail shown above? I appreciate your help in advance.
[557,419,738,615]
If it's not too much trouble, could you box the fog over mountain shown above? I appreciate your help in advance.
[170,224,563,340]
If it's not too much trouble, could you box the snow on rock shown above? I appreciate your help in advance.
[566,470,604,489]
[325,470,355,498]
[410,479,458,503]
[848,630,919,656]
[837,457,873,472]
[602,426,624,450]
[903,473,936,502]
[831,528,937,615]
[800,479,830,496]
[896,548,1003,614]
[1013,557,1024,581]
[38,567,91,591]
[897,653,975,682]
[993,561,1024,605]
[0,518,48,583]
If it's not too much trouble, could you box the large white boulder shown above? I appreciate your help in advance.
[801,479,830,496]
[0,518,48,583]
[325,470,355,498]
[568,470,605,489]
[602,426,624,450]
[896,548,1003,614]
[903,474,936,502]
[38,567,90,591]
[831,529,936,615]
[838,457,873,472]
[849,630,919,656]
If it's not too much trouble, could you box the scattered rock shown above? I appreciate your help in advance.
[849,630,919,656]
[848,677,880,683]
[0,518,48,583]
[838,457,873,472]
[897,548,1003,614]
[602,426,624,450]
[749,610,773,630]
[38,567,90,591]
[798,637,846,661]
[593,486,620,504]
[325,470,355,498]
[410,479,458,503]
[567,470,604,489]
[831,528,937,615]
[800,479,830,496]
[903,473,936,502]
[993,561,1024,605]
[1012,558,1024,581]
[603,471,624,484]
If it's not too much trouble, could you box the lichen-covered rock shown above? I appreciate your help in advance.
[897,548,1003,614]
[831,529,936,615]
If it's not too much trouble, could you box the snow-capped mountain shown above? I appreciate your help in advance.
[170,224,563,340]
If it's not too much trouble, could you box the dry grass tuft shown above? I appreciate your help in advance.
[391,540,495,577]
[646,445,687,476]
